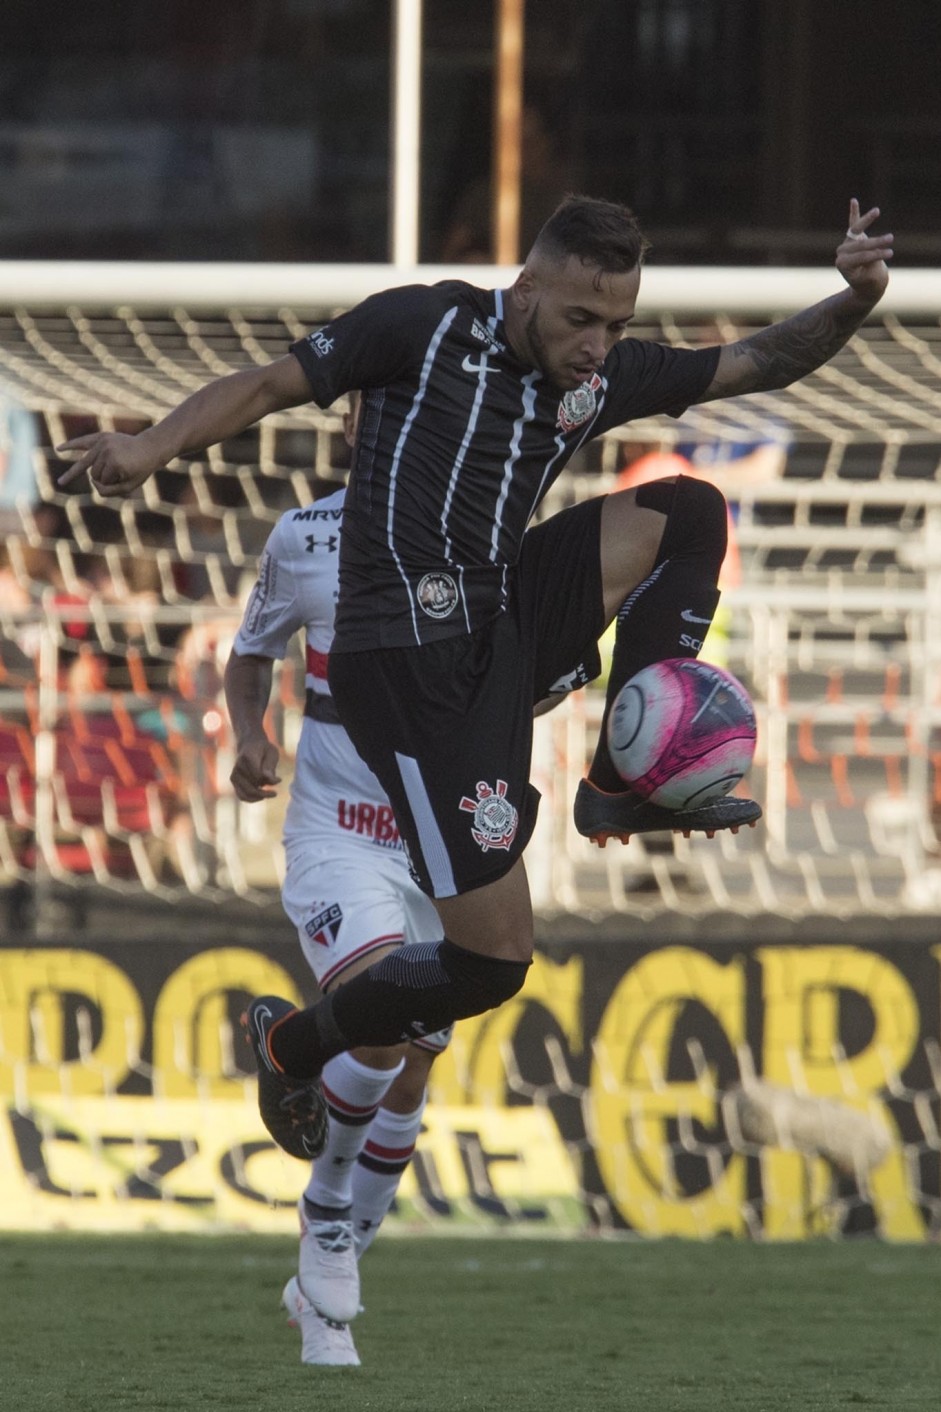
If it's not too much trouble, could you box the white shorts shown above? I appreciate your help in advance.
[282,839,452,1054]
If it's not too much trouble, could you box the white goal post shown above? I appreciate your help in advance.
[1,260,941,315]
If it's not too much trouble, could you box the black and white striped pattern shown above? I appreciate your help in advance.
[291,280,718,651]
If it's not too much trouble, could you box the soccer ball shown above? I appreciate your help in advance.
[607,658,757,809]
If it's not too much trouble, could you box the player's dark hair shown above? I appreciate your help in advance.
[530,195,650,276]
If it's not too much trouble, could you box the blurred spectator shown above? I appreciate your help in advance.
[65,641,108,696]
[679,434,790,498]
[174,479,245,603]
[7,503,96,684]
[17,502,71,590]
[0,389,39,516]
[0,542,34,683]
[171,618,233,703]
[0,541,31,612]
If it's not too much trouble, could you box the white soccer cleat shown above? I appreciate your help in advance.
[297,1198,361,1324]
[282,1277,361,1367]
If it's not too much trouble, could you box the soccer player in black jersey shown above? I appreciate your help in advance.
[60,195,893,1162]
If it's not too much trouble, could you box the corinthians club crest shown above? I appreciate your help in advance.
[557,372,603,432]
[417,571,458,619]
[459,778,519,852]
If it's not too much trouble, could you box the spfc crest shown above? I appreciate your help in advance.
[459,779,519,852]
[304,902,343,946]
[557,372,602,432]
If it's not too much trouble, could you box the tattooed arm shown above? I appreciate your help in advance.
[698,199,894,402]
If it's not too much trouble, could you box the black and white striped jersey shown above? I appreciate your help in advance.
[290,280,719,651]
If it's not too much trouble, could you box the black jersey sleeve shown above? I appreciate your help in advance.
[594,339,721,433]
[289,284,458,408]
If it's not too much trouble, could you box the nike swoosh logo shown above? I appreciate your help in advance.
[680,609,713,624]
[462,354,499,374]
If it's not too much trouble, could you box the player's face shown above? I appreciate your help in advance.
[510,256,641,391]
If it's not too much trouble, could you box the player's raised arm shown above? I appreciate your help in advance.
[698,199,894,403]
[56,353,311,495]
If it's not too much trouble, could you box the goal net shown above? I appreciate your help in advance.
[2,261,941,1239]
[2,261,941,922]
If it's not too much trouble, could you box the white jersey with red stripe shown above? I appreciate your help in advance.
[234,488,394,851]
[233,489,445,1007]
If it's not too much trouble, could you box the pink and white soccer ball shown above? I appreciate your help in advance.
[607,658,757,809]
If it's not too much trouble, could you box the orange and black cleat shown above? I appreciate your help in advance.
[241,996,329,1161]
[573,779,762,849]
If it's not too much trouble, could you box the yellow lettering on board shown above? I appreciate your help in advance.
[757,946,923,1240]
[428,952,584,1107]
[1,1097,577,1233]
[590,947,746,1236]
[152,949,302,1097]
[0,949,143,1096]
[388,1104,580,1212]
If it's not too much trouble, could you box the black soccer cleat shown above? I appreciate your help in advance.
[573,778,762,849]
[241,995,329,1161]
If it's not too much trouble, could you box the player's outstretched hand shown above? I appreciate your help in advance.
[836,198,893,305]
[56,430,162,495]
[230,737,282,803]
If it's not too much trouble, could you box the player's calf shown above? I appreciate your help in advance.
[579,475,761,845]
[593,475,728,793]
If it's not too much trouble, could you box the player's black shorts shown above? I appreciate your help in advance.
[329,497,606,898]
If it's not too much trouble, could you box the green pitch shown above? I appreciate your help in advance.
[1,1234,938,1411]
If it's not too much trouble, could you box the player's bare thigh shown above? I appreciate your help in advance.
[599,483,673,623]
[428,492,673,965]
[433,854,534,963]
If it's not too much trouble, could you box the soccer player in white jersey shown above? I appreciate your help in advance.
[224,401,451,1368]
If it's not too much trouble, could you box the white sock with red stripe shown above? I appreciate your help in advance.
[350,1096,427,1256]
[304,1051,404,1209]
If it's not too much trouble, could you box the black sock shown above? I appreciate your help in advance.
[590,476,727,791]
[270,939,530,1078]
[303,1197,350,1221]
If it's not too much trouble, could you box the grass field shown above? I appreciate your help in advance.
[2,1233,938,1411]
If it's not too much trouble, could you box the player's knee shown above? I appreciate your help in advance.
[638,473,727,575]
[439,938,530,1019]
[682,476,727,545]
[349,1043,409,1070]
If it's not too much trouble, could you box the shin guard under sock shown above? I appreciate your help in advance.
[270,939,530,1078]
[590,475,728,790]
